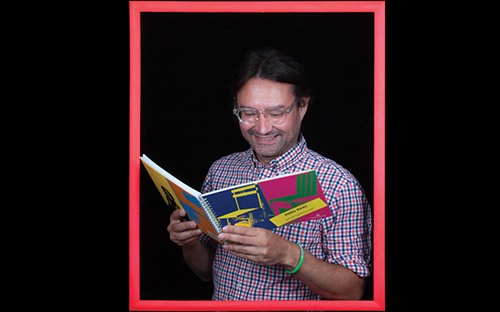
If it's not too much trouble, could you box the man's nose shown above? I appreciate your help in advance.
[253,112,273,133]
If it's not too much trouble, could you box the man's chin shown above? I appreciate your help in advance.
[252,145,282,162]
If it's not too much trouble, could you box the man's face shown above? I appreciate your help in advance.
[236,78,308,166]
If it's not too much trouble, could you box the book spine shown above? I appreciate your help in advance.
[199,196,226,244]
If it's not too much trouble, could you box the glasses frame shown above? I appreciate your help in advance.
[233,97,300,125]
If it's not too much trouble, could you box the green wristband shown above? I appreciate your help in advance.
[285,243,304,274]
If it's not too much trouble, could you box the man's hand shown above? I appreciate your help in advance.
[167,209,214,281]
[218,225,300,270]
[167,209,202,247]
[218,225,365,299]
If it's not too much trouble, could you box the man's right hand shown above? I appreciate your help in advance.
[167,209,203,247]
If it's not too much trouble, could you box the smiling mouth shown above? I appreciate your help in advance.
[254,134,279,143]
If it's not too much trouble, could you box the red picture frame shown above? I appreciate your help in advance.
[129,1,385,310]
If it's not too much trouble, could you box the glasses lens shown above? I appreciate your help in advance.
[265,109,286,125]
[239,109,257,123]
[235,108,288,125]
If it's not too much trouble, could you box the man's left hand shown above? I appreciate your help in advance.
[218,225,299,269]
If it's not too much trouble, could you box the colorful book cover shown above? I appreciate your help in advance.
[140,155,223,243]
[201,170,332,229]
[140,155,333,244]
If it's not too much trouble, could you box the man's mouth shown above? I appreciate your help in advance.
[253,134,279,144]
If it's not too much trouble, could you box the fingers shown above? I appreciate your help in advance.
[218,226,258,258]
[224,242,255,256]
[219,226,287,266]
[170,208,187,221]
[218,226,259,245]
[169,224,202,246]
[221,225,256,235]
[171,220,200,235]
[167,209,202,247]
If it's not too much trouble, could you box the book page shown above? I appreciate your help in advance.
[140,154,201,197]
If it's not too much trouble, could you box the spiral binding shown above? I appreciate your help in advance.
[199,197,227,244]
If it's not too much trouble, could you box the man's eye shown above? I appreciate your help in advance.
[268,110,284,117]
[243,111,257,116]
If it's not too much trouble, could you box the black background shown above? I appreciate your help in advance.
[31,0,442,310]
[138,12,375,300]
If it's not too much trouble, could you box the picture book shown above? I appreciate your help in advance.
[140,154,333,244]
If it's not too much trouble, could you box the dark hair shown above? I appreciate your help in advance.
[231,48,313,107]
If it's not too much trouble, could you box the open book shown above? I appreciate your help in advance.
[140,154,333,244]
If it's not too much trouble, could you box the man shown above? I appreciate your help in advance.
[167,48,372,300]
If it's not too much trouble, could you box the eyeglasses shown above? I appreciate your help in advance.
[233,97,299,125]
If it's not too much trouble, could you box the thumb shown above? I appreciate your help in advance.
[171,208,186,222]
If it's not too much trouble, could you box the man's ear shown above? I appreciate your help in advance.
[298,97,310,120]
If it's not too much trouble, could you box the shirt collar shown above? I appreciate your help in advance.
[248,133,307,173]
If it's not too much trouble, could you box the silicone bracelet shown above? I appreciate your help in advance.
[285,243,304,274]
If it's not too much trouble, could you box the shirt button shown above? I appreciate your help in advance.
[236,283,242,289]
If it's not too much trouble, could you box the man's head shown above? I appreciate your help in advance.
[231,48,312,166]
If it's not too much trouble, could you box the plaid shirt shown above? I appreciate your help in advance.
[200,134,372,300]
